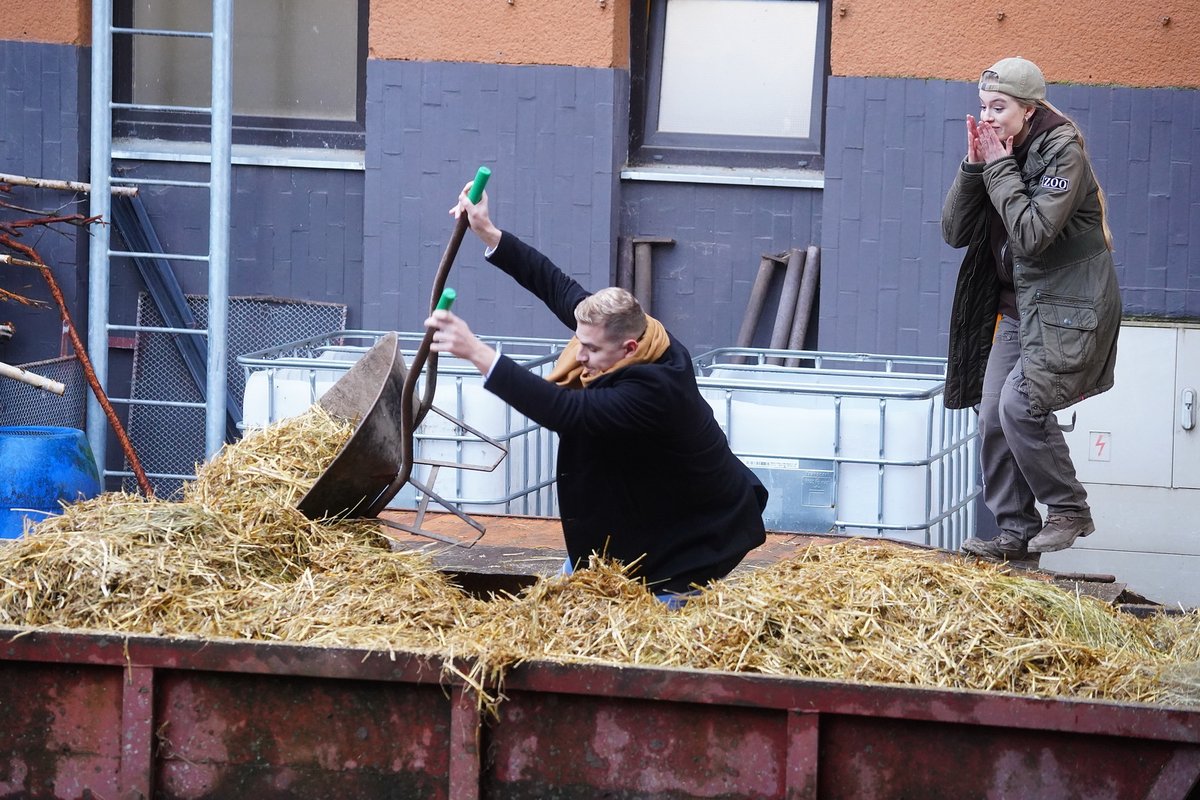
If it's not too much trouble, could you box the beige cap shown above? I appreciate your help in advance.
[978,57,1046,102]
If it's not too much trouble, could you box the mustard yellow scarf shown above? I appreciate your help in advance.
[546,316,671,389]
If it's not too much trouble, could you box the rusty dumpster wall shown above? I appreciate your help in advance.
[0,627,1198,799]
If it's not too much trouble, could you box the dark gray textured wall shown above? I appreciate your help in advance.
[819,76,1200,358]
[106,162,364,315]
[363,60,624,341]
[0,40,88,367]
[362,58,823,354]
[619,181,823,355]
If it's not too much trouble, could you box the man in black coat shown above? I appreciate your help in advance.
[426,186,767,599]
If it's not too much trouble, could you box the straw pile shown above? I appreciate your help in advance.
[0,404,1197,711]
[451,546,1198,708]
[0,405,481,651]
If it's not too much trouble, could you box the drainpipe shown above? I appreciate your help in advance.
[735,251,788,363]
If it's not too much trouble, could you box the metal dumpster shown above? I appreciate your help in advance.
[0,626,1196,799]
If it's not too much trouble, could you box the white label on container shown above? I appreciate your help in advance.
[742,456,803,471]
[1089,431,1112,462]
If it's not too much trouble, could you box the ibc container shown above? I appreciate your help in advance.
[238,330,566,517]
[694,348,979,550]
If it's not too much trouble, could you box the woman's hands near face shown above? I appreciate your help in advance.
[966,115,984,163]
[972,114,1014,163]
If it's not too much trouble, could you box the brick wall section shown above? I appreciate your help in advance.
[362,60,622,340]
[0,40,87,366]
[819,76,1200,358]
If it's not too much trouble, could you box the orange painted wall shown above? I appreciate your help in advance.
[9,0,1192,90]
[831,1,1199,89]
[3,0,89,45]
[6,0,627,68]
[369,0,628,69]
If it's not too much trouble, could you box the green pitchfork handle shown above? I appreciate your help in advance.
[389,168,490,504]
[435,288,457,312]
[412,167,489,425]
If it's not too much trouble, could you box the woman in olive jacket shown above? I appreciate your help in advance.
[942,57,1121,563]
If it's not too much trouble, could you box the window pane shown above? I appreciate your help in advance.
[131,0,359,122]
[657,0,817,139]
[129,4,211,110]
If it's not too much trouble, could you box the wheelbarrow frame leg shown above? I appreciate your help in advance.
[378,465,487,547]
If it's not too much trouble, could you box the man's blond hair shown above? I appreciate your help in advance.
[574,287,647,343]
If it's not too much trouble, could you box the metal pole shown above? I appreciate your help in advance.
[768,248,806,365]
[785,245,821,367]
[633,242,653,314]
[630,236,673,316]
[206,0,233,457]
[734,253,786,364]
[87,0,114,474]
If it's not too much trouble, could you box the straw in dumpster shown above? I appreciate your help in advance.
[1137,610,1200,705]
[261,537,486,654]
[448,543,1197,709]
[671,543,1159,700]
[440,555,680,712]
[0,403,1196,711]
[0,405,476,645]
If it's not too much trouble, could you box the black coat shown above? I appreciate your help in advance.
[483,232,767,593]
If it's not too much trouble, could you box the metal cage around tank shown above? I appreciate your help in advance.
[237,329,566,518]
[693,347,980,550]
[240,335,980,547]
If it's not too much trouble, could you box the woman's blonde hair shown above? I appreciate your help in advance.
[575,287,647,343]
[1033,98,1115,251]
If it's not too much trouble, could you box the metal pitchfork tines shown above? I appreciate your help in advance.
[296,167,505,546]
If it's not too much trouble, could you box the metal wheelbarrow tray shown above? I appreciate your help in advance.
[295,330,509,546]
[0,625,1196,799]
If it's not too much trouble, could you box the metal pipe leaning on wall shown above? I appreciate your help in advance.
[617,237,634,294]
[785,245,821,368]
[768,248,807,365]
[734,251,789,365]
[630,236,673,315]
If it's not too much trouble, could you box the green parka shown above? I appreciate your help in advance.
[941,123,1121,415]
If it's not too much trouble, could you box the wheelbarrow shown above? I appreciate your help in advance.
[296,168,505,546]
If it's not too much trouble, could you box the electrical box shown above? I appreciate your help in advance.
[1042,321,1200,608]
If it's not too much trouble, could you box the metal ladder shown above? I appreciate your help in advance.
[86,0,234,485]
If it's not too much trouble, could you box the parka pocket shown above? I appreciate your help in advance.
[1035,294,1098,374]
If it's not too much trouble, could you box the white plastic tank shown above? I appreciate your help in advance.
[697,359,975,548]
[240,333,561,517]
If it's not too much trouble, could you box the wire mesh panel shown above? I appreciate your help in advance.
[0,356,87,429]
[124,295,347,497]
[238,330,566,518]
[693,347,980,551]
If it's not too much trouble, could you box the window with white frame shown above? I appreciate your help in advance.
[113,0,367,150]
[630,0,828,169]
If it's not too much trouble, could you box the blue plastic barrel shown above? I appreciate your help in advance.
[0,426,102,538]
